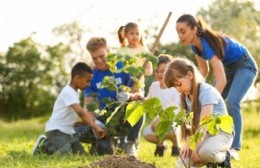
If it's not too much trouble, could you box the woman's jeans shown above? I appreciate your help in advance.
[222,52,258,150]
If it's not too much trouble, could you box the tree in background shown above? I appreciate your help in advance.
[0,36,70,120]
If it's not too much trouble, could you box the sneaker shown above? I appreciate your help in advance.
[154,145,167,157]
[32,134,46,155]
[218,151,232,168]
[171,146,180,156]
[126,142,137,157]
[229,148,239,161]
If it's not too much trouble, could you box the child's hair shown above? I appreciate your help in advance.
[157,54,173,66]
[164,57,204,138]
[71,62,92,78]
[118,22,144,47]
[86,37,107,52]
[176,14,226,60]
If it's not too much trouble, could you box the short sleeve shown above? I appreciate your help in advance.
[199,85,218,106]
[62,88,79,106]
[201,38,215,60]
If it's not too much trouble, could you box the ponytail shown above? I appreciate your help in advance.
[118,26,127,47]
[196,17,226,60]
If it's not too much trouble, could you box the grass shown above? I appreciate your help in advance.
[0,103,260,168]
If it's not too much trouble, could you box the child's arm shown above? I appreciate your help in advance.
[71,103,106,139]
[143,59,153,76]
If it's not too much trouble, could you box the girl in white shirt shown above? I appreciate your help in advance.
[143,54,181,157]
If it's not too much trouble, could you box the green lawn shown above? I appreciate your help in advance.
[0,103,260,168]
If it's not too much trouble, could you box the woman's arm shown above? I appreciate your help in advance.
[195,54,209,78]
[209,56,227,93]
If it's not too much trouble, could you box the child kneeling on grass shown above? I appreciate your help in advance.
[164,57,233,168]
[143,54,182,157]
[32,62,106,155]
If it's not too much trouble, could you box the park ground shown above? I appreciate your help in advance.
[0,102,260,168]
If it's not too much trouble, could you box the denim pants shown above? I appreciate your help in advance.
[43,129,86,155]
[222,52,258,150]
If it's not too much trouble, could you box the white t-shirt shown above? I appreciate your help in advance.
[45,85,79,135]
[146,81,181,109]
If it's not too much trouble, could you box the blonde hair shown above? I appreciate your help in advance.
[86,37,107,52]
[164,57,204,138]
[118,22,144,47]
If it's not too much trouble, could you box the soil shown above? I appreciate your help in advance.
[84,155,156,168]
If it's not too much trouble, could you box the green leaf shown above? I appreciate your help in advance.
[106,103,125,124]
[101,76,117,91]
[206,119,220,135]
[155,120,173,141]
[199,114,214,126]
[86,101,99,112]
[175,109,187,125]
[218,115,234,134]
[143,98,163,119]
[189,135,196,150]
[159,106,178,121]
[125,101,144,126]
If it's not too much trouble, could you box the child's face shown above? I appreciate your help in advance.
[77,72,93,91]
[125,27,141,46]
[155,63,168,83]
[90,47,109,71]
[173,72,193,96]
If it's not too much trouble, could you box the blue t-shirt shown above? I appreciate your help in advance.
[84,62,133,110]
[186,83,227,116]
[191,36,248,65]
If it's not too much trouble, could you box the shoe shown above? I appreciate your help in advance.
[154,145,167,157]
[218,151,232,168]
[171,146,180,156]
[229,148,239,161]
[126,142,137,157]
[32,134,46,155]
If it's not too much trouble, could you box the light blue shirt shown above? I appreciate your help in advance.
[186,83,227,116]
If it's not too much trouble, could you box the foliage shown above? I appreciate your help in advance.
[0,36,71,120]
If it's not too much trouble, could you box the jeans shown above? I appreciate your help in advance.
[44,129,86,155]
[222,52,258,150]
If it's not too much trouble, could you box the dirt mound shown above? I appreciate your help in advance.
[85,155,156,168]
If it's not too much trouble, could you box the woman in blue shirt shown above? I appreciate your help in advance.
[175,14,258,161]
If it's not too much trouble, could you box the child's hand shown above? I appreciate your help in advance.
[93,126,106,139]
[180,143,190,158]
[129,92,145,101]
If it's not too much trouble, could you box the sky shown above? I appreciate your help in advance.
[0,0,216,52]
[0,0,259,53]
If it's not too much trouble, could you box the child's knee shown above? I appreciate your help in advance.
[198,146,216,162]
